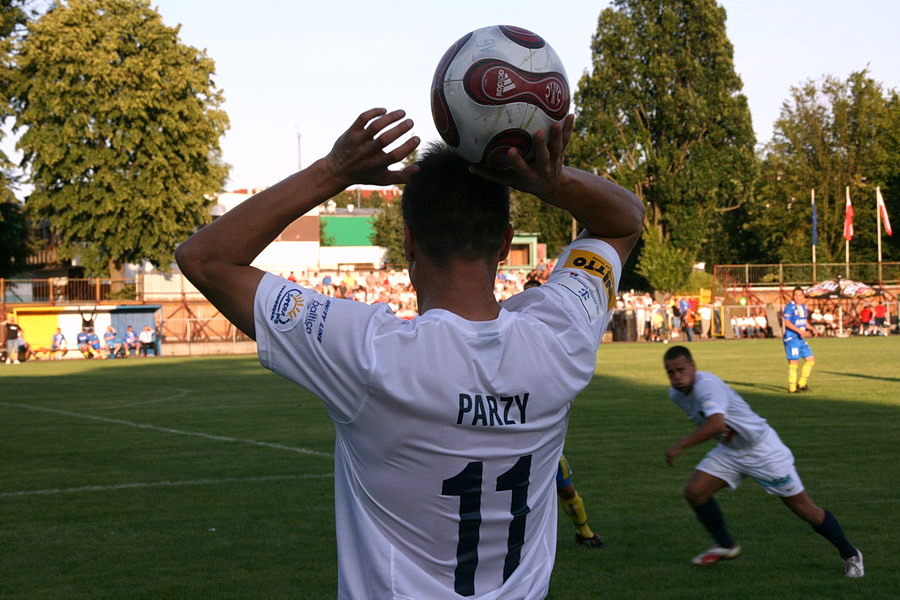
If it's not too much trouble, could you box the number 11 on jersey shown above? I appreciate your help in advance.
[442,455,532,596]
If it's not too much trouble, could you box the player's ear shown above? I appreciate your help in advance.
[497,224,514,262]
[403,224,415,264]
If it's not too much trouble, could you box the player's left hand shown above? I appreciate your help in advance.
[326,107,420,188]
[469,113,574,201]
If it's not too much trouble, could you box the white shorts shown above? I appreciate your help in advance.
[696,428,805,498]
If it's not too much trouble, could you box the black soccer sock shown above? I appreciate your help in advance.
[692,498,735,548]
[812,509,857,559]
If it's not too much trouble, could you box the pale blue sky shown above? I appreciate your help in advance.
[4,1,899,192]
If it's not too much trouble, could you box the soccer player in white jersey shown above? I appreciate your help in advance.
[662,345,864,577]
[176,108,644,599]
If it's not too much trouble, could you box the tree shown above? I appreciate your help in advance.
[747,71,900,263]
[369,200,404,268]
[569,0,756,291]
[509,190,573,257]
[12,0,229,277]
[0,0,28,275]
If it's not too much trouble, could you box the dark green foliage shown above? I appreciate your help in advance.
[509,189,574,258]
[369,200,405,268]
[748,71,900,263]
[570,0,756,290]
[0,196,29,275]
[12,0,229,276]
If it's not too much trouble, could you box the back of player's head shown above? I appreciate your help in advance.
[523,278,542,289]
[402,143,510,266]
[663,344,693,363]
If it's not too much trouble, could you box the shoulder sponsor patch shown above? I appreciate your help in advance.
[267,284,306,332]
[562,249,616,309]
[556,272,602,323]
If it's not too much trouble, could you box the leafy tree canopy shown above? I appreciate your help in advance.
[570,0,756,291]
[12,0,229,276]
[0,0,29,275]
[748,70,900,263]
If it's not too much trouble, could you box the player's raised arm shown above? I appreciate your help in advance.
[175,108,420,340]
[470,114,645,266]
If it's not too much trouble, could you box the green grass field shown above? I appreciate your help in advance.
[2,337,898,599]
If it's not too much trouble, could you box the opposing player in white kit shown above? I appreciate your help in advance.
[662,345,864,577]
[176,107,644,598]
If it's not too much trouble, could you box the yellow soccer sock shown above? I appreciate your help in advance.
[788,363,799,391]
[562,493,595,538]
[799,361,814,388]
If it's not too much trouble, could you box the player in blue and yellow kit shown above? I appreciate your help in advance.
[783,286,817,393]
[50,328,67,359]
[76,328,92,358]
[557,456,606,548]
[103,325,122,358]
[86,328,103,359]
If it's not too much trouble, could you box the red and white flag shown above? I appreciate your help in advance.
[843,188,854,241]
[877,187,893,237]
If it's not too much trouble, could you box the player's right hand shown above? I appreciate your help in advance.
[326,108,420,188]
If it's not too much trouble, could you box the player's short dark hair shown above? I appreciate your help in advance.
[402,143,510,266]
[663,345,693,363]
[793,286,804,293]
[523,278,542,289]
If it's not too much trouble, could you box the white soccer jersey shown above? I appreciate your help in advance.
[668,371,771,452]
[254,238,621,599]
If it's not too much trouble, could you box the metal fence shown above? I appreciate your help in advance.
[1,278,139,304]
[160,317,251,343]
[714,262,900,287]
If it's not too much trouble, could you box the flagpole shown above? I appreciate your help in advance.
[877,186,883,283]
[845,186,851,279]
[811,189,817,283]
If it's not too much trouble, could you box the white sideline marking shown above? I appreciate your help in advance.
[0,474,333,498]
[88,386,192,410]
[0,401,333,458]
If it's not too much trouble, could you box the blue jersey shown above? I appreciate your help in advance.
[87,333,101,349]
[77,331,89,345]
[782,301,808,342]
[124,330,138,345]
[104,329,117,345]
[52,333,66,349]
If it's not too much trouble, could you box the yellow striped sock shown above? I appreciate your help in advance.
[799,361,814,388]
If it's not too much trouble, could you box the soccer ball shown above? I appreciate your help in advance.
[431,25,570,168]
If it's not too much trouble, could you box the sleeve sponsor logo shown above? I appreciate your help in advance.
[562,249,616,308]
[268,285,305,332]
[305,298,332,343]
[556,272,602,322]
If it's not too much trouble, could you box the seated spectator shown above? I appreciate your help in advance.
[86,328,104,359]
[50,327,68,360]
[17,331,34,362]
[123,325,140,357]
[755,310,770,338]
[810,308,825,336]
[822,311,836,336]
[859,304,873,336]
[76,327,92,358]
[103,325,123,358]
[139,326,156,357]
